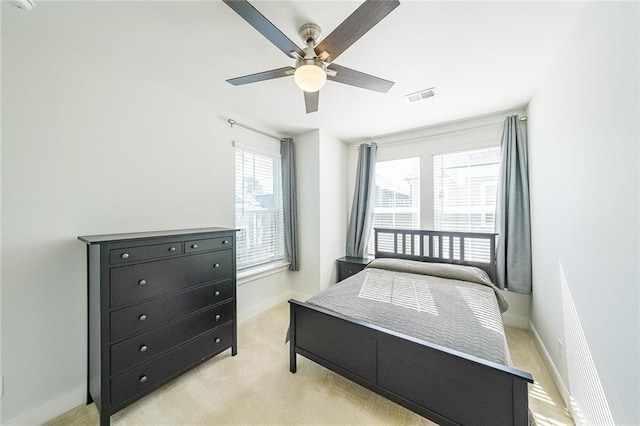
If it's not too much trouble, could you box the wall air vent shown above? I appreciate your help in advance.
[404,87,435,103]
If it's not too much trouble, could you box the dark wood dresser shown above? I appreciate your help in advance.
[78,227,238,425]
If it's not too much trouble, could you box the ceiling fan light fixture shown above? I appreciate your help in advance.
[294,59,327,93]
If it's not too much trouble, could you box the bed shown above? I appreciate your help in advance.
[288,228,533,426]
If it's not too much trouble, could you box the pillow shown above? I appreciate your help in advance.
[366,258,493,286]
[366,258,509,313]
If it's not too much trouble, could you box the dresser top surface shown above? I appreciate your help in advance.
[78,227,239,244]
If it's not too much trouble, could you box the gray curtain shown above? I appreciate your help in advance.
[495,115,532,293]
[281,138,299,271]
[346,143,377,258]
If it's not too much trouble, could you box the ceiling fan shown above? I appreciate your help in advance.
[223,0,400,113]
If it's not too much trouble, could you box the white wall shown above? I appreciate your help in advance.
[291,129,348,299]
[528,3,639,425]
[0,2,3,422]
[290,130,320,300]
[318,131,348,290]
[346,111,531,327]
[237,272,291,324]
[1,4,291,423]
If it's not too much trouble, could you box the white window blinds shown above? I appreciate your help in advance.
[368,157,420,255]
[235,146,285,270]
[433,146,500,262]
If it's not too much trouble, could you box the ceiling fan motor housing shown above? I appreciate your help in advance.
[295,58,326,71]
[298,23,322,46]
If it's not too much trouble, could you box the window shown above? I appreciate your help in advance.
[235,146,285,272]
[368,157,420,254]
[433,146,500,261]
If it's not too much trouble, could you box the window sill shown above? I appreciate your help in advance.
[237,261,290,286]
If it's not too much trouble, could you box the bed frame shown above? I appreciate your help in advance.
[289,228,533,426]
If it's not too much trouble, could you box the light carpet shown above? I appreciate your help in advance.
[47,303,573,425]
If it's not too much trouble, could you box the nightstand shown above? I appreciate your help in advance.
[336,256,372,283]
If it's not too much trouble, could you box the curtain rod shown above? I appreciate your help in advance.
[360,121,501,148]
[227,119,282,141]
[357,114,528,148]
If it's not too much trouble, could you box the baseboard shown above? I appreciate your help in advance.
[290,291,313,303]
[502,313,530,329]
[529,321,576,420]
[237,290,292,324]
[3,384,86,426]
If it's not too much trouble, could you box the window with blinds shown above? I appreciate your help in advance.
[235,146,285,271]
[433,146,500,262]
[368,157,420,255]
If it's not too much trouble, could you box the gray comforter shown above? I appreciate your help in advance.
[306,259,512,366]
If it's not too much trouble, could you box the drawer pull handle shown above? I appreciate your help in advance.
[139,314,147,321]
[222,240,229,244]
[215,314,221,321]
[138,279,147,286]
[139,375,148,383]
[191,244,198,249]
[169,247,176,252]
[213,263,220,268]
[348,270,353,274]
[140,345,148,352]
[121,253,130,259]
[215,338,221,344]
[214,291,220,297]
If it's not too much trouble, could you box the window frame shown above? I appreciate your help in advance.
[234,143,288,281]
[432,145,501,263]
[367,156,421,256]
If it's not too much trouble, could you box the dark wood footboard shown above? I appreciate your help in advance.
[289,299,533,426]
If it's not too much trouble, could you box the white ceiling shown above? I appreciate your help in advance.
[13,1,585,141]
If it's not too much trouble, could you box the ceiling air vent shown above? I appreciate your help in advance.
[405,87,435,103]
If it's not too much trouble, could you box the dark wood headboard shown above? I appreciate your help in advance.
[374,228,498,284]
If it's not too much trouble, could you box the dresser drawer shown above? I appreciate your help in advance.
[110,250,233,308]
[109,242,183,265]
[111,324,233,409]
[110,280,234,342]
[337,262,367,282]
[111,303,233,376]
[185,236,233,253]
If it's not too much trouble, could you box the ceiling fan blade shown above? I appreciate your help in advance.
[223,0,304,59]
[314,0,400,63]
[304,91,319,113]
[327,64,394,93]
[226,67,295,86]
